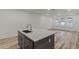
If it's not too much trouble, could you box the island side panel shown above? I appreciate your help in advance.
[18,31,34,49]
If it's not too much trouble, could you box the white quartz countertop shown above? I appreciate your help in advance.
[18,28,57,42]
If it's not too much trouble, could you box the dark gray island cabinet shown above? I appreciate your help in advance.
[18,29,57,49]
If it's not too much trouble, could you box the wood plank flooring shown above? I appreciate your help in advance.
[54,30,79,49]
[0,36,19,49]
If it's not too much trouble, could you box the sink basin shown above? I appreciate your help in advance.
[23,30,32,33]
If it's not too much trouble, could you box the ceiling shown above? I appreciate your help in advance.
[23,9,79,16]
[23,9,49,14]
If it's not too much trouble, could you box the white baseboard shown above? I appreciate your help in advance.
[0,34,17,39]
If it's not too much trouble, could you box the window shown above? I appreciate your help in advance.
[55,18,73,27]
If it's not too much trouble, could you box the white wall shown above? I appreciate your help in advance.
[72,15,79,29]
[0,10,29,39]
[29,14,52,29]
[0,10,52,39]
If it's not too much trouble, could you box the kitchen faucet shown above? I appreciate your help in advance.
[26,24,32,31]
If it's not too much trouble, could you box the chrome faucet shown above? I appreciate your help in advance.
[26,24,32,31]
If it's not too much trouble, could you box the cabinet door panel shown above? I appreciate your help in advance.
[34,35,54,49]
[24,37,33,49]
[18,32,24,48]
[18,31,33,49]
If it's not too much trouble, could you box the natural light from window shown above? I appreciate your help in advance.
[55,18,73,28]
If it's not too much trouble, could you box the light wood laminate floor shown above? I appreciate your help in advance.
[0,36,19,49]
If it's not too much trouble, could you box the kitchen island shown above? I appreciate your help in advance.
[18,28,57,49]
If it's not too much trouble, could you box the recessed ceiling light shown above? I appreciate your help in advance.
[67,9,72,11]
[48,9,51,11]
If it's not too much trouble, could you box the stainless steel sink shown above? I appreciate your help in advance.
[23,30,32,33]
